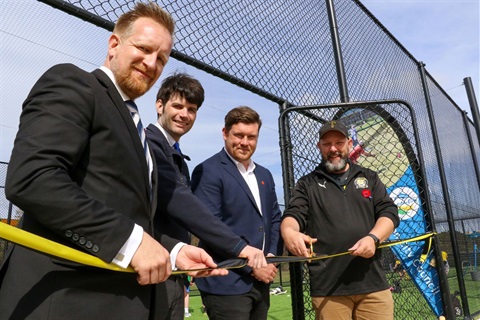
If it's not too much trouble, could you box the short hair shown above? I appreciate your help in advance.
[114,2,175,38]
[224,106,262,132]
[156,73,205,108]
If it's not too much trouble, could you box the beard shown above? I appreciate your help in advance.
[321,151,348,173]
[112,62,152,100]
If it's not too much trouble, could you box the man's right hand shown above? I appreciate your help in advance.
[281,217,317,258]
[131,232,171,285]
[284,231,317,258]
[239,245,267,268]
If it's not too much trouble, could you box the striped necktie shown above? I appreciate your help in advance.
[126,100,153,192]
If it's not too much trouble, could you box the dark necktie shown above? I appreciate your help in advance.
[126,100,152,190]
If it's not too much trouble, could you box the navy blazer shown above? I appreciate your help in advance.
[191,149,283,295]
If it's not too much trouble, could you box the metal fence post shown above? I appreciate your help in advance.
[419,62,469,319]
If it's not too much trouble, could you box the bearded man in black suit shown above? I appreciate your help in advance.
[0,3,226,319]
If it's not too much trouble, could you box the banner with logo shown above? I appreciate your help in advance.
[387,166,443,316]
[346,113,443,316]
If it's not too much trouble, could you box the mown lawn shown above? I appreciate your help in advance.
[185,270,480,320]
[185,285,292,320]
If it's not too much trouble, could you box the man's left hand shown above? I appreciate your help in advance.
[348,236,376,258]
[251,263,277,284]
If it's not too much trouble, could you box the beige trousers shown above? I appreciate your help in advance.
[311,289,394,320]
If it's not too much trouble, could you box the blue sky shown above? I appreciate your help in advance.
[0,0,478,210]
[363,0,479,115]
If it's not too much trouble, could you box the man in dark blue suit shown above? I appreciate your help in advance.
[147,73,203,319]
[146,76,269,320]
[191,106,283,320]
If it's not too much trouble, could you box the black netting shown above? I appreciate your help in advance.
[2,0,479,318]
[0,162,23,261]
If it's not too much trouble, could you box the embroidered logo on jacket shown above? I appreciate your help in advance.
[318,181,327,189]
[354,177,369,189]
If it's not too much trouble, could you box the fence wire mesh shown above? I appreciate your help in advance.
[0,162,22,261]
[1,0,479,318]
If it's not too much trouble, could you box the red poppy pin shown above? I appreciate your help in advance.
[362,189,372,199]
[261,181,265,185]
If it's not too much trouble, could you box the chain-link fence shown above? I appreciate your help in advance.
[1,0,479,319]
[0,161,22,261]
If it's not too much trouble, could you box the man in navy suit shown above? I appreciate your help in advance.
[146,75,269,320]
[0,4,225,319]
[191,106,283,320]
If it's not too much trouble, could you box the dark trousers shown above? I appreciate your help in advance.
[155,275,185,320]
[200,281,270,320]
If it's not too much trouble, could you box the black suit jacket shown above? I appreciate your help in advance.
[0,64,177,319]
[145,124,249,257]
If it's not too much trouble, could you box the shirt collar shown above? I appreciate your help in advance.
[99,66,130,102]
[154,122,178,148]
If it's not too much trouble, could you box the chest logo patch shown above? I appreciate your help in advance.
[354,177,369,189]
[318,181,327,189]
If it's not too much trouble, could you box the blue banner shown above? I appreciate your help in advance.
[387,166,443,316]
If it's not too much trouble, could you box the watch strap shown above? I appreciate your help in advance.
[367,233,380,247]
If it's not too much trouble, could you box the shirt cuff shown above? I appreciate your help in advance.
[170,242,186,270]
[112,224,143,268]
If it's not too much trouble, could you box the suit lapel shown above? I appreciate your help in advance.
[146,124,178,168]
[92,69,153,212]
[256,170,270,220]
[147,124,190,185]
[146,124,171,153]
[220,150,261,215]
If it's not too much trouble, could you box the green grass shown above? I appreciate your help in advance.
[185,271,480,320]
[447,268,480,319]
[385,267,480,319]
[185,286,293,320]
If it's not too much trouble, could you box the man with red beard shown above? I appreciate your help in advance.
[1,3,226,319]
[281,120,399,320]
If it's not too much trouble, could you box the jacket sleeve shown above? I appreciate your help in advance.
[281,177,310,232]
[147,135,248,258]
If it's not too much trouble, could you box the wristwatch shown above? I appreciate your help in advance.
[367,233,380,247]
